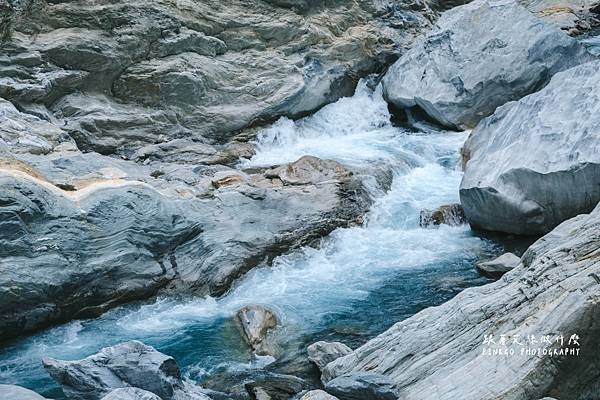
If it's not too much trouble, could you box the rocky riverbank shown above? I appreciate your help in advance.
[1,0,600,399]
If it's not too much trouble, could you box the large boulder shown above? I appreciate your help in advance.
[460,60,600,235]
[382,0,591,130]
[0,153,369,340]
[43,341,210,400]
[0,384,47,400]
[307,341,353,371]
[323,203,600,399]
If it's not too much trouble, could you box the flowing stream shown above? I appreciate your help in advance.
[0,81,500,398]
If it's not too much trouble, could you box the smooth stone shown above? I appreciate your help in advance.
[0,384,47,400]
[323,203,600,399]
[460,60,600,235]
[307,341,352,371]
[476,252,521,278]
[382,0,591,129]
[101,388,162,400]
[419,203,466,227]
[300,390,340,400]
[236,305,278,355]
[324,373,398,400]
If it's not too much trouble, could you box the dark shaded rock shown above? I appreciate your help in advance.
[382,0,591,129]
[245,373,312,400]
[324,373,398,400]
[476,252,521,278]
[307,341,352,371]
[419,204,466,227]
[460,60,600,235]
[237,305,278,356]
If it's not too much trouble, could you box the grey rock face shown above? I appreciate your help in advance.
[43,341,210,400]
[0,384,47,400]
[324,373,398,400]
[307,341,352,371]
[236,305,278,356]
[460,60,600,235]
[323,203,600,399]
[0,0,439,153]
[476,252,521,278]
[300,390,340,400]
[0,153,369,340]
[419,203,466,227]
[520,0,600,34]
[245,373,311,400]
[101,388,163,400]
[382,0,591,129]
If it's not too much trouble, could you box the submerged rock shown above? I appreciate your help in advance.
[460,60,600,235]
[323,203,600,399]
[419,204,466,227]
[236,305,278,356]
[324,373,398,400]
[382,0,591,129]
[0,384,47,400]
[43,341,210,400]
[307,341,352,371]
[476,252,521,278]
[101,388,163,400]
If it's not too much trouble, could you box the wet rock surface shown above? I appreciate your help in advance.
[382,0,591,129]
[460,60,600,235]
[323,203,600,399]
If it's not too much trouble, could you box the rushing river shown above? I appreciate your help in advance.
[0,81,500,399]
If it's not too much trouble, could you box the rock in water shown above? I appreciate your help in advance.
[307,341,353,371]
[323,203,600,399]
[324,373,399,400]
[237,305,278,355]
[419,204,466,227]
[42,341,210,400]
[300,390,340,400]
[0,384,47,400]
[476,252,521,278]
[101,388,162,400]
[245,373,311,400]
[460,60,600,235]
[382,0,591,129]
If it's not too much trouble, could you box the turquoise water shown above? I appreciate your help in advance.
[0,82,498,399]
